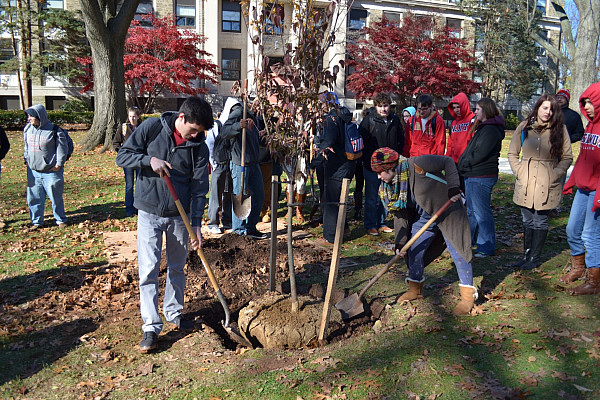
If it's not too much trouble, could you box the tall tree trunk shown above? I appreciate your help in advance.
[78,0,140,151]
[80,36,126,151]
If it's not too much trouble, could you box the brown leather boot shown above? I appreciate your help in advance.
[560,254,586,283]
[569,268,600,296]
[296,193,306,222]
[453,284,478,316]
[397,279,424,302]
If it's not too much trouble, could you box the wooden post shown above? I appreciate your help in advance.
[269,175,278,292]
[318,178,350,342]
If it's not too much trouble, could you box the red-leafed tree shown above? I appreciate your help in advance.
[346,12,480,107]
[77,14,219,114]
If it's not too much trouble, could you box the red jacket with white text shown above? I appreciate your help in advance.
[446,93,475,163]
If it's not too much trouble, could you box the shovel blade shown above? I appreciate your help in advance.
[334,293,364,320]
[224,322,253,348]
[233,194,252,220]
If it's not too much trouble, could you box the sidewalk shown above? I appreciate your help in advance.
[498,157,573,179]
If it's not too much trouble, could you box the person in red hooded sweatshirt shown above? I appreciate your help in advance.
[405,94,446,157]
[446,93,475,165]
[560,82,600,294]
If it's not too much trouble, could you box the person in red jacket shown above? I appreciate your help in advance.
[446,93,475,164]
[405,94,446,157]
[560,82,600,294]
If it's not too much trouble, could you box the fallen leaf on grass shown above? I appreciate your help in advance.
[586,348,600,360]
[137,361,154,376]
[521,375,538,386]
[528,356,536,363]
[525,292,537,300]
[573,384,592,392]
[523,327,540,334]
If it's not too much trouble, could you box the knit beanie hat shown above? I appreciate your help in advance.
[556,89,570,103]
[371,147,400,173]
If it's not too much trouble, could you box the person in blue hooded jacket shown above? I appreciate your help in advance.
[23,104,68,229]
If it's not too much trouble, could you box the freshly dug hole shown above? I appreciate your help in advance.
[238,292,342,349]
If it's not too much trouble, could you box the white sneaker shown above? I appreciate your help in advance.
[208,225,222,234]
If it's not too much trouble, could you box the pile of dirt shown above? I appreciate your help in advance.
[237,292,342,349]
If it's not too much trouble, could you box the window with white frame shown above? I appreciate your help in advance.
[176,0,195,28]
[134,0,153,26]
[222,0,241,32]
[446,18,462,38]
[45,0,64,9]
[348,9,367,31]
[265,3,284,35]
[536,0,546,15]
[0,38,14,67]
[222,48,241,81]
[382,11,401,25]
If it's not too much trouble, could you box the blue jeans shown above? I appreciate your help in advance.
[123,168,138,216]
[137,210,189,334]
[27,167,67,225]
[566,189,600,269]
[408,223,473,285]
[230,162,264,234]
[363,167,386,230]
[465,176,497,255]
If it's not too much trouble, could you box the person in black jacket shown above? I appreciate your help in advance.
[457,98,505,258]
[359,93,404,236]
[0,125,9,229]
[556,89,584,144]
[220,98,267,239]
[318,92,356,244]
[116,97,213,353]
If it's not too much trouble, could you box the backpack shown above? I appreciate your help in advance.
[212,120,232,164]
[343,121,363,160]
[51,124,74,161]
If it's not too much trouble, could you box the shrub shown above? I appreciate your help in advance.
[504,113,520,130]
[0,110,94,130]
[60,99,92,113]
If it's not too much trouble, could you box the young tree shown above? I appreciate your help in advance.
[0,0,87,109]
[345,12,480,107]
[78,0,140,151]
[77,14,220,114]
[462,0,547,102]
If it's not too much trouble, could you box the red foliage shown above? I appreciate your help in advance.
[346,12,480,105]
[77,14,220,112]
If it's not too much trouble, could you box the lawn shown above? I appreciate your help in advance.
[0,128,597,400]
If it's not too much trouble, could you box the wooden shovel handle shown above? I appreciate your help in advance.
[163,175,221,293]
[357,198,454,300]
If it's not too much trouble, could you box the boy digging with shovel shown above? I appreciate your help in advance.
[371,148,478,316]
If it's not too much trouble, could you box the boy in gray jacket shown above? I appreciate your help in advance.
[24,104,68,229]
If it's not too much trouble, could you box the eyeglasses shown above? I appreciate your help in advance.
[418,106,431,111]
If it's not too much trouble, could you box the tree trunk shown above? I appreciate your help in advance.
[80,37,126,151]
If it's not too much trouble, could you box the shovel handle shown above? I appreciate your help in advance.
[163,175,221,294]
[357,198,454,300]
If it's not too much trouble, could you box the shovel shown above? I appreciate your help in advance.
[335,198,454,319]
[232,80,252,219]
[163,175,252,348]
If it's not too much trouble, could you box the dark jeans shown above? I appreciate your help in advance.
[123,168,138,216]
[208,163,232,228]
[520,207,550,230]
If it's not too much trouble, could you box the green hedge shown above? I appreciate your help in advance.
[0,110,94,130]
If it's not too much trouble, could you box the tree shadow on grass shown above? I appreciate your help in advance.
[0,317,98,386]
[0,261,109,308]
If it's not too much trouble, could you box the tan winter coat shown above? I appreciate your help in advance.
[508,120,573,210]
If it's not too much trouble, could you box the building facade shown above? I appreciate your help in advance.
[0,0,562,116]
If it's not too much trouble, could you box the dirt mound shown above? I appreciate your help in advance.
[238,292,342,349]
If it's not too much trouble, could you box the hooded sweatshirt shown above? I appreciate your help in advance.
[405,108,446,157]
[24,104,69,171]
[563,81,600,212]
[446,93,475,163]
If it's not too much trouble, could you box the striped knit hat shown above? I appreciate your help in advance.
[556,89,570,103]
[371,147,399,173]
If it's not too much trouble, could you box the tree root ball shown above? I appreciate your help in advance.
[238,292,342,349]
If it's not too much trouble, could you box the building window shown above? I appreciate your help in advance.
[222,0,241,32]
[536,29,548,56]
[176,0,195,28]
[265,3,284,35]
[446,18,462,38]
[348,9,367,31]
[134,0,154,26]
[474,22,485,52]
[222,48,241,81]
[382,11,401,25]
[0,38,13,67]
[536,0,546,15]
[46,0,64,9]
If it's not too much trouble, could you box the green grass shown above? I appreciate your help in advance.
[1,129,599,399]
